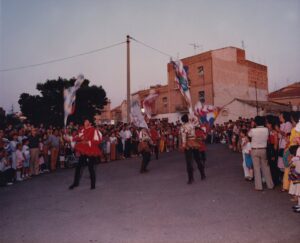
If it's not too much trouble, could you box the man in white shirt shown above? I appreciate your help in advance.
[124,126,132,158]
[248,116,274,190]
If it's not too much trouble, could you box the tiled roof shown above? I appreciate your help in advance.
[269,82,300,98]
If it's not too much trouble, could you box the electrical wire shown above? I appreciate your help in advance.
[0,41,126,72]
[130,36,174,59]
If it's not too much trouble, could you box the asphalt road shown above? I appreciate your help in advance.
[1,144,300,243]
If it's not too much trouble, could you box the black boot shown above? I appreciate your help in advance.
[187,171,194,184]
[69,184,78,190]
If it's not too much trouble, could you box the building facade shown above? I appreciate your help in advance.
[167,47,269,123]
[111,47,271,123]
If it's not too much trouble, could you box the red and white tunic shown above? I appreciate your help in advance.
[74,126,102,157]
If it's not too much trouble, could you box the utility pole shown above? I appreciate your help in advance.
[127,35,131,123]
[255,81,258,115]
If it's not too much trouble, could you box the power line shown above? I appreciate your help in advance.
[0,41,126,72]
[130,36,174,59]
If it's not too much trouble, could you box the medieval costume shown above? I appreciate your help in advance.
[180,115,206,184]
[69,120,102,190]
[138,128,152,173]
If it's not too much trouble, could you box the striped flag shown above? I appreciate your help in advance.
[194,101,220,127]
[64,74,84,126]
[171,60,193,115]
[131,97,148,129]
[143,89,159,118]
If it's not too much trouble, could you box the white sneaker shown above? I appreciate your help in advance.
[6,182,13,186]
[17,178,23,182]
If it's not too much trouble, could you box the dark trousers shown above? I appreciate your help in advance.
[72,155,96,188]
[140,151,151,172]
[152,144,159,160]
[124,139,131,158]
[267,145,280,186]
[0,169,15,186]
[199,151,206,167]
[184,148,205,180]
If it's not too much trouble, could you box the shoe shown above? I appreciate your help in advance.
[187,178,194,184]
[90,186,95,190]
[16,178,23,182]
[201,175,206,180]
[293,208,300,213]
[254,188,263,191]
[292,205,300,210]
[69,184,78,190]
[6,182,13,186]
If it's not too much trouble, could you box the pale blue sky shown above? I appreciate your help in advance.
[1,0,300,112]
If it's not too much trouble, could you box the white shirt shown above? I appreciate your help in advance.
[291,157,300,174]
[248,126,269,148]
[241,138,252,154]
[279,122,293,149]
[124,130,132,139]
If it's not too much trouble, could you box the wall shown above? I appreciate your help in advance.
[216,100,258,124]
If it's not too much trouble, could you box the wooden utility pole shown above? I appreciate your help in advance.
[255,81,259,115]
[127,35,131,123]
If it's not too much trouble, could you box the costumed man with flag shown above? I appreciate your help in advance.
[63,74,102,190]
[68,118,102,190]
[131,96,153,173]
[172,59,206,184]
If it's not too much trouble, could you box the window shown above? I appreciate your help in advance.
[198,91,205,102]
[198,66,204,76]
[162,97,168,112]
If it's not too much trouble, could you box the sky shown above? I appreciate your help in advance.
[0,0,300,112]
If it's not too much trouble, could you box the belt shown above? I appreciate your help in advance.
[252,147,266,150]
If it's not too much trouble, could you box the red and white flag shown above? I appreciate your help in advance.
[64,74,84,126]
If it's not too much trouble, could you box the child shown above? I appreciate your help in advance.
[15,143,24,181]
[22,139,30,178]
[240,130,254,181]
[288,146,300,213]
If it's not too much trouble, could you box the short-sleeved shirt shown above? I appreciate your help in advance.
[248,126,269,149]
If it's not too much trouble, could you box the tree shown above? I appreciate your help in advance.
[18,77,108,127]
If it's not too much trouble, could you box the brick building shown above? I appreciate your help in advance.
[112,46,273,123]
[268,82,300,111]
[166,46,269,123]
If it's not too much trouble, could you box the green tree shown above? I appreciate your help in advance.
[18,77,107,127]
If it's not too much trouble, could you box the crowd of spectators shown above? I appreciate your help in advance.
[0,119,184,187]
[217,111,300,213]
[2,111,300,212]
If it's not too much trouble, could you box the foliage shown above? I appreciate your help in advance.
[18,77,107,127]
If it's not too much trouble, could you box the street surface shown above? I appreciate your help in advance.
[1,144,300,243]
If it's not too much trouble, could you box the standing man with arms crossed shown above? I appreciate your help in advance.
[248,116,274,191]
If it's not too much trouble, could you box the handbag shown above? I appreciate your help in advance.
[244,153,253,169]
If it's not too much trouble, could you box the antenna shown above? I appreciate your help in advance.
[189,43,203,55]
[241,40,245,50]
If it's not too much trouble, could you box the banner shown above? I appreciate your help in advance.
[64,74,84,126]
[131,97,148,129]
[143,89,159,118]
[171,60,193,115]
